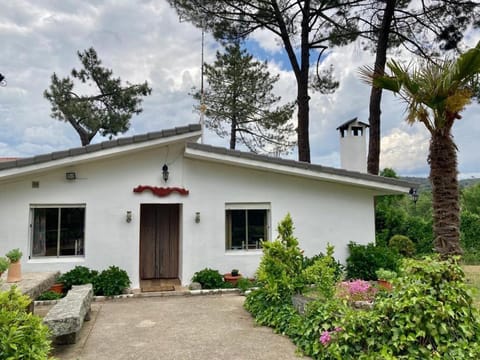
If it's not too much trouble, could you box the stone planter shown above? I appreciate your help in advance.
[292,294,315,315]
[7,261,22,283]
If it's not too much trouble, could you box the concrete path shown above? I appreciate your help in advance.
[41,294,307,360]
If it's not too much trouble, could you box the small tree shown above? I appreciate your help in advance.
[44,47,152,146]
[195,43,295,154]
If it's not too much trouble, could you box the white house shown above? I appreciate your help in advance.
[0,124,413,290]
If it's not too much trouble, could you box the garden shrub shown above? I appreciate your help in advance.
[37,290,63,301]
[306,257,480,359]
[94,265,131,296]
[458,209,480,264]
[191,268,226,289]
[0,287,52,359]
[58,265,98,291]
[255,213,306,303]
[236,277,254,292]
[389,234,416,257]
[302,244,339,299]
[303,248,344,283]
[336,279,377,303]
[245,215,345,344]
[345,242,399,280]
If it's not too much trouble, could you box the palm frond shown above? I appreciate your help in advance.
[450,41,480,84]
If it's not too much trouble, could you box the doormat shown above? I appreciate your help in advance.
[141,285,175,292]
[140,279,179,292]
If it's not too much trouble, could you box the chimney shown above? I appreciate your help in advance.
[336,118,369,173]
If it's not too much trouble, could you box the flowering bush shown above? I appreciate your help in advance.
[320,327,343,346]
[248,255,480,359]
[336,279,377,302]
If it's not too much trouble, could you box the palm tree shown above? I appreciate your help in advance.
[361,42,480,257]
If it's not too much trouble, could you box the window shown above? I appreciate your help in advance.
[225,204,270,251]
[31,205,85,257]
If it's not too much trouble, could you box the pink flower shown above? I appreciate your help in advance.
[334,327,343,332]
[320,331,331,346]
[337,280,377,302]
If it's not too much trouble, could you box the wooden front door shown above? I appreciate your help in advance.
[140,204,179,279]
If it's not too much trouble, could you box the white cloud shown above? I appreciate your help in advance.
[250,29,283,54]
[380,127,430,173]
[0,0,478,178]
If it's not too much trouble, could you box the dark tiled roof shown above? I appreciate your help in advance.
[186,142,417,189]
[0,124,201,171]
[336,117,370,131]
[0,157,19,162]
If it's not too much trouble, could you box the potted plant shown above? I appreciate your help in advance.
[6,248,22,283]
[375,268,396,291]
[50,280,64,294]
[224,269,242,286]
[0,256,9,276]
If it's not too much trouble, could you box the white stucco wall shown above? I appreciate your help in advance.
[180,158,375,283]
[0,143,187,289]
[0,142,377,289]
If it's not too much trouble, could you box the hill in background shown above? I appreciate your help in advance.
[401,177,480,192]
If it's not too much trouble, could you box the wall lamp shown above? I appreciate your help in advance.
[0,73,6,87]
[126,211,132,223]
[162,164,169,182]
[195,212,201,223]
[65,172,76,180]
[409,188,419,204]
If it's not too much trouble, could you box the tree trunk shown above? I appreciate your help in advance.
[297,76,310,163]
[367,0,396,175]
[297,0,311,163]
[68,118,93,146]
[429,130,462,257]
[230,116,237,150]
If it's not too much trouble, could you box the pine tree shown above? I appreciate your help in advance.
[194,43,295,154]
[44,47,152,146]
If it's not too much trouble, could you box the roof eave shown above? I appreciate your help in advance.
[184,145,414,194]
[0,129,201,180]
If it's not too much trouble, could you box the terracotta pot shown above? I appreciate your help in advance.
[377,279,392,291]
[7,261,22,283]
[50,283,64,294]
[224,273,242,286]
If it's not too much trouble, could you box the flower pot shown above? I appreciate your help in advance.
[377,279,392,291]
[224,273,242,286]
[7,261,22,283]
[50,283,64,294]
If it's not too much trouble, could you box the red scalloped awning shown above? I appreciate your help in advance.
[133,185,189,197]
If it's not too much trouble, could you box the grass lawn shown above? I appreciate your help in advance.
[463,265,480,307]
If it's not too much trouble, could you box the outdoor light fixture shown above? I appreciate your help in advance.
[126,211,132,223]
[162,164,169,182]
[409,188,419,204]
[195,212,201,223]
[0,73,6,87]
[65,172,76,180]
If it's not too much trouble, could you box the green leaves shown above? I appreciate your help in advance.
[0,288,52,359]
[191,268,227,289]
[247,252,480,359]
[44,47,152,146]
[193,42,295,154]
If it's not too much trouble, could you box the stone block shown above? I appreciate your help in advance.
[43,284,93,344]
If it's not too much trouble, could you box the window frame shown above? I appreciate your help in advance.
[225,203,271,252]
[29,204,86,258]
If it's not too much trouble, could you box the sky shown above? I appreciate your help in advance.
[1,0,479,177]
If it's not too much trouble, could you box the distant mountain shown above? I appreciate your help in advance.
[400,177,480,192]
